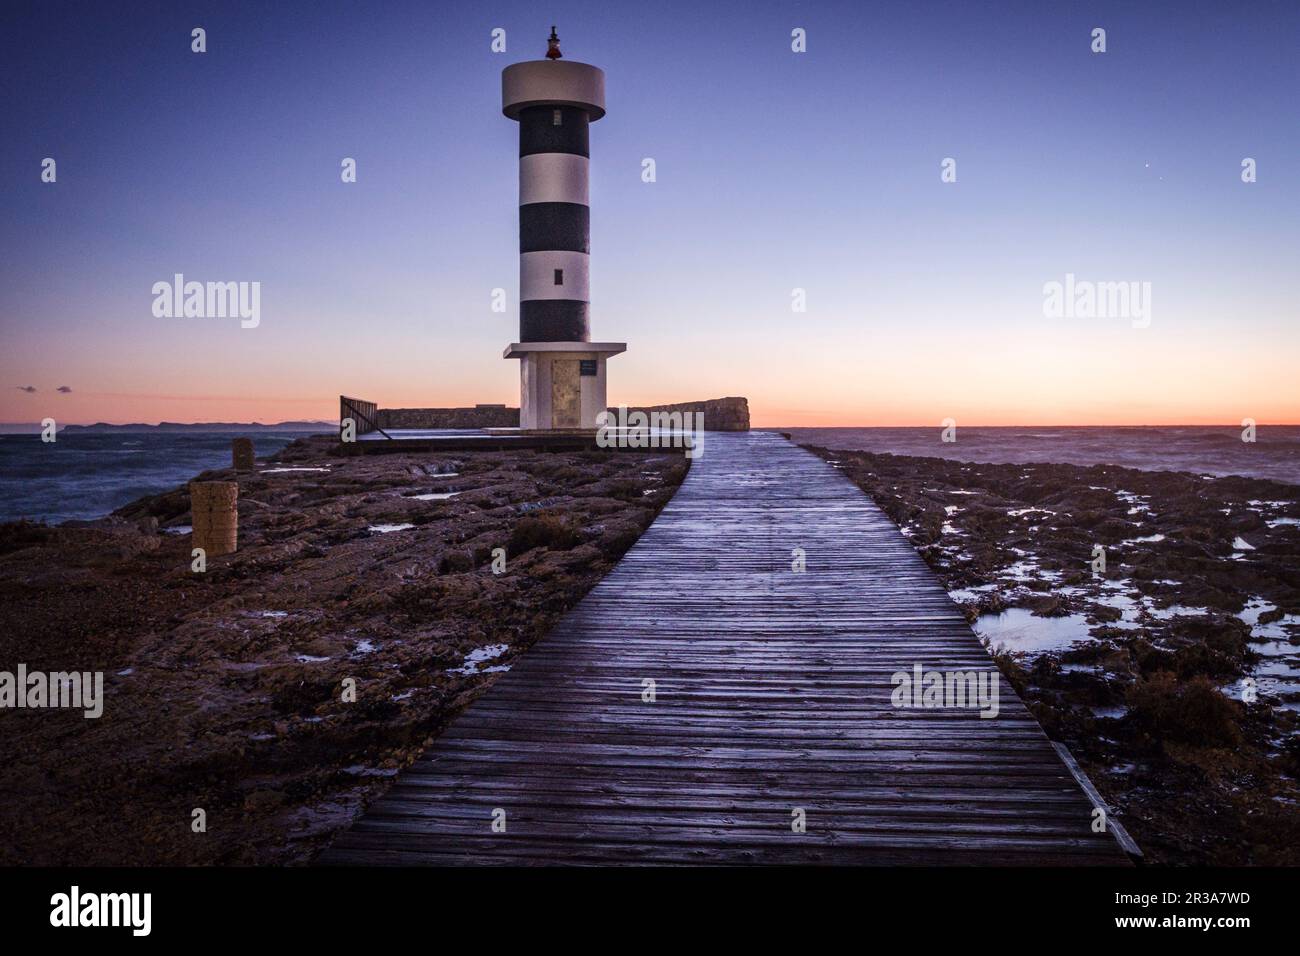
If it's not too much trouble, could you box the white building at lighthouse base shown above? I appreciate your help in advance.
[504,341,626,431]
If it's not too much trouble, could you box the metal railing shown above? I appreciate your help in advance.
[339,395,391,440]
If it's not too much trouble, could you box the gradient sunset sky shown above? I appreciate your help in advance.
[2,0,1297,427]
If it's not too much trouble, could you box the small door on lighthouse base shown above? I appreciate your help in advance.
[550,359,581,428]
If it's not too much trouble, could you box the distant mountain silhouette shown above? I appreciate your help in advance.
[0,421,332,434]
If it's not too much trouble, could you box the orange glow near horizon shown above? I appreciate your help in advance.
[4,298,1297,429]
[6,375,1298,431]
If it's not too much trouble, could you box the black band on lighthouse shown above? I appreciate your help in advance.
[514,96,592,341]
[519,203,589,254]
[521,300,589,342]
[519,105,589,157]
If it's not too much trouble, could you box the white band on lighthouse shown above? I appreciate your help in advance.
[520,153,589,206]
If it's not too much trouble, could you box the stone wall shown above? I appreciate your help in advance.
[376,406,520,429]
[370,397,750,432]
[609,397,749,432]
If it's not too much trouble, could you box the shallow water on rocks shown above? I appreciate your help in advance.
[1237,598,1300,710]
[972,607,1094,654]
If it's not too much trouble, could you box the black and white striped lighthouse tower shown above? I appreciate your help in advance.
[502,28,625,431]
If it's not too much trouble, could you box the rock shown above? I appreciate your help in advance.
[1023,594,1071,617]
[0,438,686,865]
[1098,647,1134,676]
[243,789,285,812]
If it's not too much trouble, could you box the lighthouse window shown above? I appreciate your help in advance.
[552,109,562,126]
[554,269,564,285]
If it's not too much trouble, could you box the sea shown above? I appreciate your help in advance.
[782,425,1300,486]
[0,425,1296,526]
[0,431,316,524]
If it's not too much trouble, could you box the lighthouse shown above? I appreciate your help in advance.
[502,28,625,431]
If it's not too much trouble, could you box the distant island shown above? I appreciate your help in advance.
[0,421,333,434]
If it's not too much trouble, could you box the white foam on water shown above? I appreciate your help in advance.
[342,765,399,777]
[1239,597,1300,641]
[1121,533,1166,545]
[1090,705,1128,719]
[1144,602,1207,621]
[1091,591,1145,627]
[447,643,510,676]
[997,560,1062,583]
[947,583,998,603]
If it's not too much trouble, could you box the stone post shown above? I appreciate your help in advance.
[232,437,255,471]
[190,480,238,556]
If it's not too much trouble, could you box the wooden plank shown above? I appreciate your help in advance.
[319,431,1132,865]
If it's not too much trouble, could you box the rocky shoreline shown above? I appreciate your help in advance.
[0,437,687,865]
[809,444,1300,865]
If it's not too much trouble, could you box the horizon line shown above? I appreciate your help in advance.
[1,420,1297,431]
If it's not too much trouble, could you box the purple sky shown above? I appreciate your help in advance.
[2,0,1297,425]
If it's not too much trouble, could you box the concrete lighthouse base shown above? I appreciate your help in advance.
[504,341,625,431]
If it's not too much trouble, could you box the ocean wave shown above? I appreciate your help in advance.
[0,433,298,523]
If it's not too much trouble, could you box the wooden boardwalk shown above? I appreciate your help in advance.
[321,431,1131,865]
